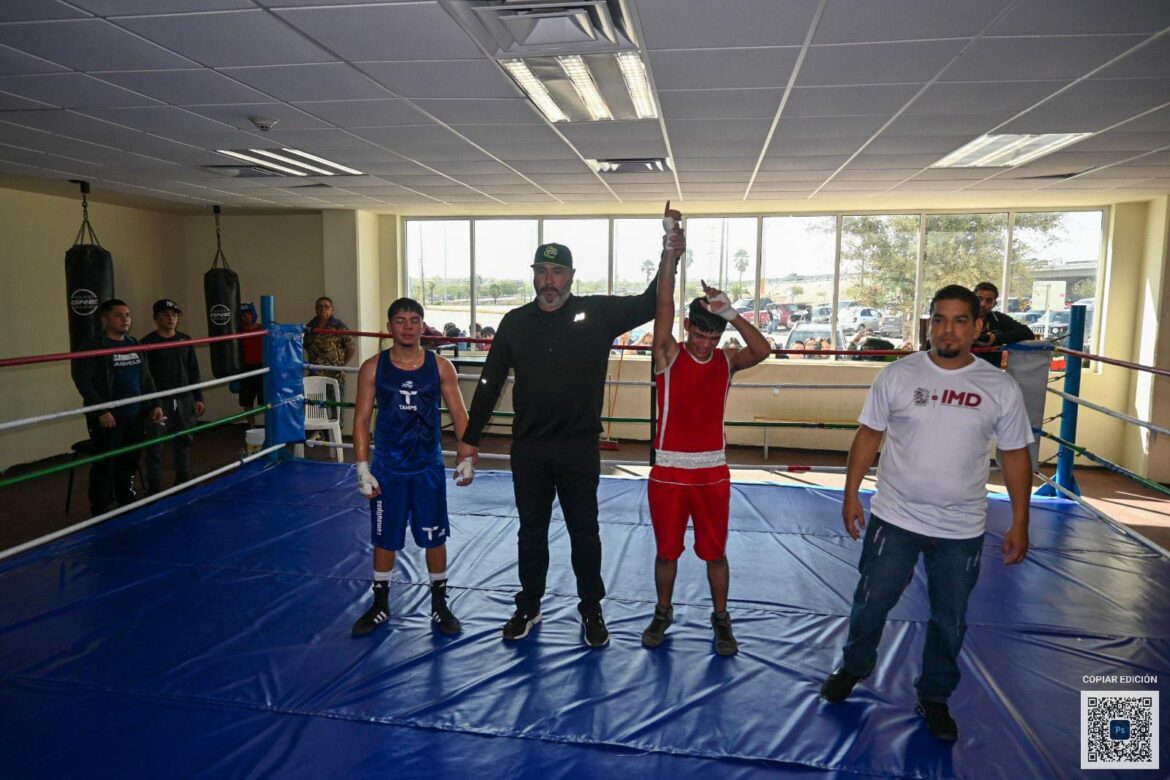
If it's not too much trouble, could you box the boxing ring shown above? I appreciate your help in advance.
[2,302,1168,777]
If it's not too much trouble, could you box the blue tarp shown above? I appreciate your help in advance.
[1,461,1167,778]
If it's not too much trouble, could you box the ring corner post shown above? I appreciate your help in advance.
[1042,304,1086,497]
[261,295,304,463]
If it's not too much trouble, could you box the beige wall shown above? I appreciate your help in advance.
[0,187,184,470]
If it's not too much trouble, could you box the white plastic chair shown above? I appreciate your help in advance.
[294,376,343,462]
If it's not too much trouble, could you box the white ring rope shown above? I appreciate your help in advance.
[1046,387,1170,437]
[1035,471,1170,559]
[305,363,359,374]
[0,367,270,434]
[0,443,285,563]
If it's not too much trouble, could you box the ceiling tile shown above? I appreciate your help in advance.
[766,135,868,156]
[777,115,891,139]
[116,10,334,67]
[799,41,965,86]
[220,63,387,102]
[0,19,195,70]
[991,0,1170,35]
[72,0,252,12]
[784,84,921,117]
[1072,132,1170,152]
[0,43,69,75]
[1096,36,1170,79]
[184,103,330,131]
[81,105,235,132]
[943,36,1147,81]
[649,48,800,91]
[275,4,481,61]
[294,99,430,127]
[0,90,52,110]
[885,112,1012,137]
[911,80,1066,114]
[357,60,518,100]
[99,69,273,105]
[0,72,161,108]
[0,1,90,22]
[659,89,784,120]
[638,0,821,49]
[815,0,1010,43]
[411,98,541,126]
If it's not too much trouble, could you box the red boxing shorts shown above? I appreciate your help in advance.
[647,464,731,561]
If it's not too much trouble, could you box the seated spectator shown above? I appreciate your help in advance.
[789,340,806,359]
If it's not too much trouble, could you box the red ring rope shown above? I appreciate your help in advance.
[0,330,267,369]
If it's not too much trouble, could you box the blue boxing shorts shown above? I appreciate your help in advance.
[369,462,450,552]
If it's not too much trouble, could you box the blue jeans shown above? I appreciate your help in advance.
[840,515,984,702]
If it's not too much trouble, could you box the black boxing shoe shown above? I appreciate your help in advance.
[351,581,390,637]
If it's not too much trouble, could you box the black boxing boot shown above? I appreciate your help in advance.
[352,580,390,637]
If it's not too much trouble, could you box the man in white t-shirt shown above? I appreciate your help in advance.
[819,284,1035,742]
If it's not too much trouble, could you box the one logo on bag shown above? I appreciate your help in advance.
[70,288,99,316]
[209,304,232,326]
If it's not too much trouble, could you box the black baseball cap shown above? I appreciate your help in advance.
[153,299,182,315]
[532,242,572,269]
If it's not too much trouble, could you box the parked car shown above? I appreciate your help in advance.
[877,313,905,339]
[841,306,882,334]
[809,305,833,324]
[784,323,847,355]
[731,299,771,330]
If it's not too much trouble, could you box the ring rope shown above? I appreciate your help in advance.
[0,367,269,434]
[1056,346,1170,378]
[0,330,266,369]
[1035,471,1170,559]
[1036,430,1170,499]
[0,405,269,490]
[1046,388,1170,437]
[0,443,284,563]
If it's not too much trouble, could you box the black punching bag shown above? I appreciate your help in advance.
[204,206,242,377]
[64,182,115,351]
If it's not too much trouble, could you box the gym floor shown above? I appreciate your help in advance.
[2,425,1168,555]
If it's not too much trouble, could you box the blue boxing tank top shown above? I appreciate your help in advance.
[373,349,443,474]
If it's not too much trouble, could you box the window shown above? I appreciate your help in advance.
[474,219,538,340]
[405,220,470,340]
[612,218,661,349]
[762,216,836,359]
[840,215,920,350]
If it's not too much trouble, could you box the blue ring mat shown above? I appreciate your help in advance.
[1,459,1167,778]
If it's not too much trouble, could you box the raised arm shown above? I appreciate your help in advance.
[702,281,770,373]
[652,202,685,369]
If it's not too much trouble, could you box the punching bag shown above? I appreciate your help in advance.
[204,205,242,377]
[64,182,114,352]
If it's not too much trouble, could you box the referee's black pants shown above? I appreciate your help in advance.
[510,437,604,616]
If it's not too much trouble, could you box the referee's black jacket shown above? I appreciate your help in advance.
[463,277,657,445]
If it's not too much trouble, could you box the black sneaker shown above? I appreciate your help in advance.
[641,604,674,648]
[820,668,861,703]
[502,608,541,640]
[916,699,959,741]
[581,608,609,648]
[351,581,390,637]
[711,610,738,656]
[430,580,462,636]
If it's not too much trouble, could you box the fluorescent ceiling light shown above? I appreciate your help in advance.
[215,148,364,177]
[615,52,657,119]
[932,133,1092,168]
[217,149,307,176]
[557,55,612,121]
[281,148,363,176]
[503,59,568,123]
[586,157,672,174]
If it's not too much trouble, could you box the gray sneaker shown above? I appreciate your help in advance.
[641,604,674,648]
[711,610,738,656]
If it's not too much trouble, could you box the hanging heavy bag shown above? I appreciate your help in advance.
[204,205,242,377]
[64,182,115,352]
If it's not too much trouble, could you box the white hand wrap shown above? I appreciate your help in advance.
[662,216,678,235]
[455,458,475,483]
[355,461,380,498]
[707,291,738,321]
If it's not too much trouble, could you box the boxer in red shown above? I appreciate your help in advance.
[643,205,771,656]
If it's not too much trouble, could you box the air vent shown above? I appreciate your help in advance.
[203,165,283,178]
[587,157,672,174]
[443,0,637,56]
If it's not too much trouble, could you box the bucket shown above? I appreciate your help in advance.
[244,428,265,455]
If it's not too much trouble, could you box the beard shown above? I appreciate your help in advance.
[935,345,961,359]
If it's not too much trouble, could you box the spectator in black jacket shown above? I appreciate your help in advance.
[973,282,1036,366]
[457,221,685,648]
[71,299,164,515]
[141,299,205,493]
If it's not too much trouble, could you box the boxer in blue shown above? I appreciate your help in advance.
[350,298,473,637]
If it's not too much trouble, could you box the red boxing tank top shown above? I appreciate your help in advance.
[654,347,730,454]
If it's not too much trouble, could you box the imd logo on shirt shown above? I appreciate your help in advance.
[939,388,982,408]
